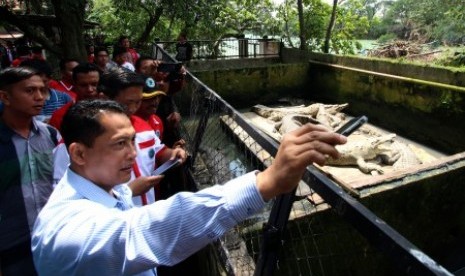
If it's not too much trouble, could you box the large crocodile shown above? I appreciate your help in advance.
[326,134,401,174]
[251,103,348,123]
[274,114,320,139]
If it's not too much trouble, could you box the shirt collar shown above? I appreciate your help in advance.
[31,118,41,134]
[66,168,121,209]
[0,117,40,142]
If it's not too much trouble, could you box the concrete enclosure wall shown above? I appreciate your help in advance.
[190,60,310,108]
[301,52,465,154]
[188,50,465,153]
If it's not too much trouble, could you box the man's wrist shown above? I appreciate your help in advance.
[256,169,277,202]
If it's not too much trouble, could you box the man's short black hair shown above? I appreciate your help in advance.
[61,99,126,149]
[0,66,41,91]
[72,62,101,82]
[59,58,80,71]
[21,59,53,77]
[112,46,127,59]
[94,46,109,56]
[134,56,153,72]
[118,35,129,45]
[100,67,145,99]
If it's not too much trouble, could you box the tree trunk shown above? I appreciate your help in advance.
[51,0,87,60]
[136,6,164,48]
[323,0,339,53]
[297,0,306,50]
[0,6,61,56]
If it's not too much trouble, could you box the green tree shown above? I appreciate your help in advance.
[1,0,88,60]
[323,0,370,54]
[323,0,340,53]
[88,0,277,55]
[379,0,464,44]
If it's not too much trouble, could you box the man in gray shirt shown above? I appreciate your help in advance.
[0,66,62,275]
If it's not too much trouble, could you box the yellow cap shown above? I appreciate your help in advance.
[142,90,166,99]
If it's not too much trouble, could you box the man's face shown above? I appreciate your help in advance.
[137,96,162,118]
[63,61,79,82]
[95,51,109,67]
[122,38,130,48]
[137,59,155,76]
[0,75,47,117]
[74,71,100,101]
[113,86,143,116]
[115,54,127,66]
[79,112,136,191]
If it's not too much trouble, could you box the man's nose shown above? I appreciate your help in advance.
[36,89,48,100]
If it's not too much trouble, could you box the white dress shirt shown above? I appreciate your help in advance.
[32,168,264,275]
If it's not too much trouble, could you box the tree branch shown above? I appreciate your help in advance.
[0,6,62,56]
[136,6,164,47]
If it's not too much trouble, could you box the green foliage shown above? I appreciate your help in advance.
[377,33,397,44]
[434,47,465,67]
[87,0,277,46]
[379,0,465,45]
[87,0,168,44]
[325,0,370,54]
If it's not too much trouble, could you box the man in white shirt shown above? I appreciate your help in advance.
[32,99,346,275]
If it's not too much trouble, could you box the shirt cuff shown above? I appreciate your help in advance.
[223,171,266,222]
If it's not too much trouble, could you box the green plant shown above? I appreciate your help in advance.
[377,33,397,44]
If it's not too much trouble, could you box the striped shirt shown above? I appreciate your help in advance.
[0,118,62,251]
[40,88,73,119]
[32,169,264,275]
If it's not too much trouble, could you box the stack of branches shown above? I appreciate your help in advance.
[367,40,422,58]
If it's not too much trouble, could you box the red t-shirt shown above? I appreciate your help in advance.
[48,102,73,131]
[49,80,77,101]
[128,48,139,64]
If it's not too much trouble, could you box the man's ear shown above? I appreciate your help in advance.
[0,90,11,106]
[68,142,87,166]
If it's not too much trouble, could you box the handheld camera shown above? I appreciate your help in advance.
[335,115,368,136]
[152,159,181,176]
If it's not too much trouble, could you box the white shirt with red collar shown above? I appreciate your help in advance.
[147,114,164,140]
[129,115,166,206]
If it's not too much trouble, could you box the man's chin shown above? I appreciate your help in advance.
[31,111,43,117]
[121,175,132,183]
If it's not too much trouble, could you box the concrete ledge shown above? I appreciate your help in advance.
[282,48,465,87]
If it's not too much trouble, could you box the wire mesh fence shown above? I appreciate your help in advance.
[157,45,453,276]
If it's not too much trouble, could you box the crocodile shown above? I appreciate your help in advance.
[274,114,320,139]
[326,134,401,174]
[252,103,348,122]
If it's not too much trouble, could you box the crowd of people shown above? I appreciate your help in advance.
[0,35,347,275]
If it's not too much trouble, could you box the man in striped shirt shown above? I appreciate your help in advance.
[0,66,63,275]
[31,99,347,275]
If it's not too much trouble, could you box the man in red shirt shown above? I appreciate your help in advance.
[49,59,79,100]
[10,45,30,67]
[100,68,187,205]
[135,84,166,139]
[49,63,102,131]
[135,78,186,148]
[118,36,139,65]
